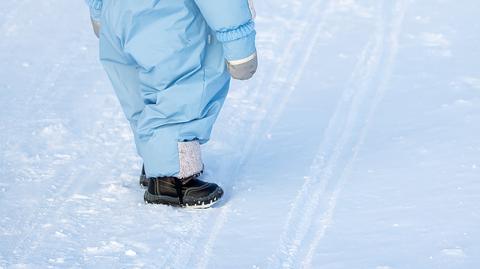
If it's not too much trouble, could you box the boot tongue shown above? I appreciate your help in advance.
[180,175,195,185]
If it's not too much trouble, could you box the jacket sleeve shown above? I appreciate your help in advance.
[85,0,103,21]
[194,0,257,62]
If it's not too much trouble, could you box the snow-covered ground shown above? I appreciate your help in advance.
[1,0,480,268]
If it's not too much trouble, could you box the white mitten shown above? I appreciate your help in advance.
[227,53,258,80]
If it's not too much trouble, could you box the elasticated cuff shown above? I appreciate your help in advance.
[222,31,257,62]
[215,20,255,43]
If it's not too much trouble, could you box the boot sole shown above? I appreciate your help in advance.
[144,187,224,209]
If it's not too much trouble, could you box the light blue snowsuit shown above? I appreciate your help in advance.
[86,0,256,178]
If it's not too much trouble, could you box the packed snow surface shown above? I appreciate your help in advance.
[1,0,480,268]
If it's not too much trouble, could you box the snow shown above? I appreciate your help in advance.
[1,0,480,268]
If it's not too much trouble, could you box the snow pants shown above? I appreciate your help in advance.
[98,0,231,178]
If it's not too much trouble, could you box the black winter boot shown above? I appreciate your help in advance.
[144,176,224,208]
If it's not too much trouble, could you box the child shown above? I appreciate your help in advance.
[85,0,258,208]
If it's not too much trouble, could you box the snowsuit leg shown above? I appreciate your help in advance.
[98,0,231,178]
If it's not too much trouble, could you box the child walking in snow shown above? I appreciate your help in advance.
[85,0,258,208]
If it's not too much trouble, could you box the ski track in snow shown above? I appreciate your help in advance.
[9,40,89,263]
[302,1,410,267]
[3,5,136,263]
[267,1,410,268]
[12,120,132,265]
